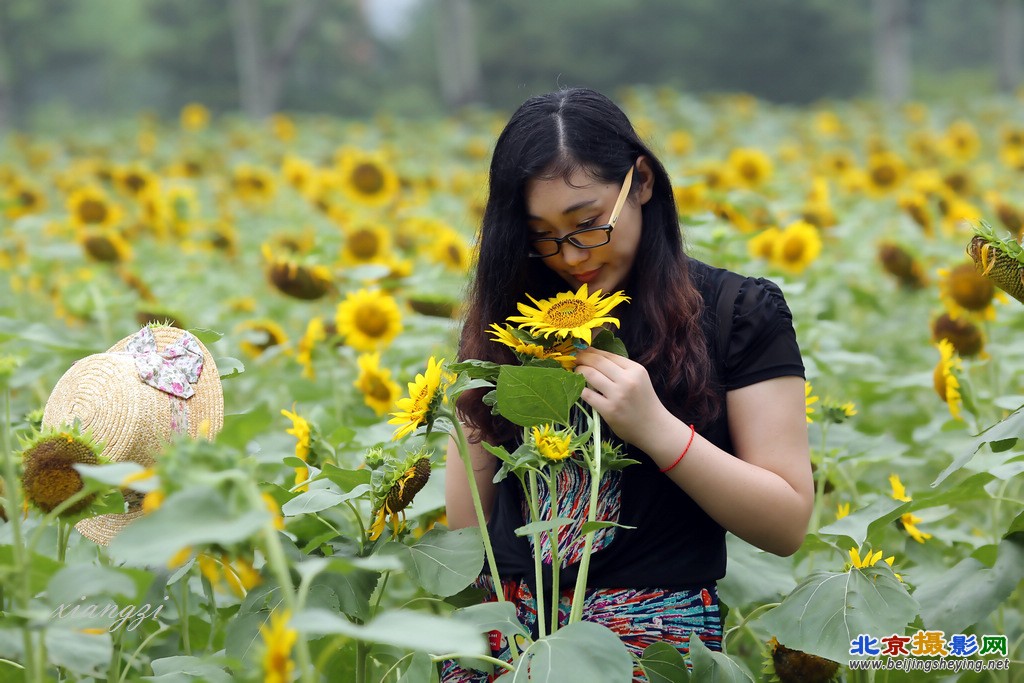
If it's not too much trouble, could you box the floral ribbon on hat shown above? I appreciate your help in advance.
[123,327,205,399]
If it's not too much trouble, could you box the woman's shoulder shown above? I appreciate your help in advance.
[687,258,793,319]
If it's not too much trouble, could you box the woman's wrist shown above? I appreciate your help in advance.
[635,408,693,469]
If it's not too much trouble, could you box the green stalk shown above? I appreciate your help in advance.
[451,417,505,599]
[179,578,191,656]
[568,408,601,625]
[546,468,561,634]
[526,471,547,638]
[244,483,316,683]
[1,386,42,682]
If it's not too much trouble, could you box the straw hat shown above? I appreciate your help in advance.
[42,325,224,545]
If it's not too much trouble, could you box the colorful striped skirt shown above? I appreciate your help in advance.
[441,575,723,682]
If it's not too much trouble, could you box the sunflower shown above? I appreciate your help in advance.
[507,284,630,346]
[933,339,963,420]
[764,636,841,683]
[231,164,276,202]
[938,263,996,319]
[354,352,402,417]
[727,147,774,188]
[163,184,200,236]
[818,150,855,177]
[820,399,857,424]
[993,199,1024,238]
[20,428,102,516]
[80,229,132,264]
[931,312,984,357]
[530,424,573,461]
[771,220,822,274]
[335,288,403,352]
[281,407,311,492]
[898,193,934,235]
[488,324,577,369]
[877,242,927,289]
[672,182,707,215]
[865,151,907,195]
[696,160,735,191]
[180,103,211,132]
[270,113,296,142]
[238,320,289,358]
[907,130,940,163]
[340,222,391,265]
[748,226,780,261]
[114,164,158,199]
[388,357,450,440]
[835,503,850,520]
[667,130,693,155]
[804,382,818,424]
[898,512,932,544]
[296,316,326,380]
[942,119,981,161]
[5,181,46,219]
[262,245,333,300]
[368,456,432,539]
[260,608,297,683]
[429,228,471,272]
[281,155,317,195]
[848,546,897,572]
[337,149,400,208]
[67,186,123,231]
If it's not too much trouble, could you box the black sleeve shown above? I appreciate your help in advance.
[723,276,805,390]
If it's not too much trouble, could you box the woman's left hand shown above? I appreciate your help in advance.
[573,347,671,449]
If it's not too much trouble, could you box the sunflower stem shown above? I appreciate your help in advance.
[546,468,561,634]
[525,470,547,638]
[1,386,43,683]
[568,407,601,625]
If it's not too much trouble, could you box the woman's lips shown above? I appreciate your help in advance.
[573,268,601,283]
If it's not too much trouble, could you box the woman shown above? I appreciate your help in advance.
[444,88,812,680]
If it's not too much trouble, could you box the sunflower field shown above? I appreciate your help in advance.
[1,88,1023,682]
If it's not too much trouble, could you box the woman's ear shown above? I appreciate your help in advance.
[635,156,655,205]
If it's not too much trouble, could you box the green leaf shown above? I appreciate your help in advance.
[107,486,268,566]
[75,462,156,492]
[396,651,438,683]
[640,641,690,683]
[816,497,903,546]
[453,601,531,640]
[318,463,372,491]
[187,328,224,345]
[579,520,636,534]
[45,565,139,607]
[219,403,274,448]
[448,359,501,381]
[515,517,574,537]
[757,567,918,663]
[281,484,371,516]
[295,608,487,655]
[591,329,629,357]
[495,365,585,428]
[144,656,232,683]
[512,622,633,683]
[718,535,797,608]
[405,527,484,597]
[689,635,753,682]
[308,569,380,622]
[215,356,245,379]
[933,406,1024,485]
[0,546,64,595]
[44,628,112,677]
[915,534,1024,634]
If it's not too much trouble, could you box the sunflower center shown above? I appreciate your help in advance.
[79,199,109,224]
[446,244,463,266]
[352,162,385,195]
[349,230,380,259]
[18,190,38,208]
[871,165,896,187]
[781,236,806,262]
[84,235,122,262]
[25,466,83,512]
[125,173,147,194]
[365,374,393,402]
[543,299,594,328]
[949,266,994,310]
[739,161,760,182]
[355,304,390,337]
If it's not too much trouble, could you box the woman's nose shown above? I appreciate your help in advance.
[560,243,590,266]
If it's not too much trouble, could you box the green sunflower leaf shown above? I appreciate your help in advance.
[494,365,585,428]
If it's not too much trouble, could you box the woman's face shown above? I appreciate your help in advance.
[524,159,653,295]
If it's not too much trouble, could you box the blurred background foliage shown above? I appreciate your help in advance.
[0,0,1021,130]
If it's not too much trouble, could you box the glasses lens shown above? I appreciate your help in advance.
[529,239,560,257]
[569,226,611,248]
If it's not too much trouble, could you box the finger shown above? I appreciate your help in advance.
[576,346,632,370]
[574,364,616,397]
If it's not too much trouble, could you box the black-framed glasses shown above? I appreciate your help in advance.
[528,166,635,258]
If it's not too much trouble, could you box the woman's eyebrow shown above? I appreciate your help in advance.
[526,198,598,220]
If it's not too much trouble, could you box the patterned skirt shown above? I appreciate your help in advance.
[440,575,723,682]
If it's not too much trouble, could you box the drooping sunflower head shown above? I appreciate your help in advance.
[335,288,403,352]
[388,357,451,440]
[877,241,927,289]
[931,312,984,357]
[262,244,333,300]
[80,229,132,264]
[898,192,934,235]
[939,262,996,318]
[530,424,574,462]
[20,426,103,516]
[966,223,1024,304]
[488,324,577,370]
[506,284,630,346]
[367,450,433,539]
[763,636,841,683]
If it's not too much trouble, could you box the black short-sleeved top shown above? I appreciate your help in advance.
[484,259,805,592]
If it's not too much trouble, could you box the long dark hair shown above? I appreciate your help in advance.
[458,88,718,443]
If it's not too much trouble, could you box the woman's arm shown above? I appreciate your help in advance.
[574,348,813,556]
[444,428,500,529]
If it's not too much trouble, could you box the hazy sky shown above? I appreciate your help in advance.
[364,0,422,38]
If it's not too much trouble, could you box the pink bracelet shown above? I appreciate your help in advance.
[660,424,695,473]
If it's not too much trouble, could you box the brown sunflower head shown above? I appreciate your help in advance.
[20,429,101,516]
[931,312,984,357]
[878,242,927,289]
[768,637,841,683]
[946,263,995,311]
[384,457,431,514]
[268,261,333,301]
